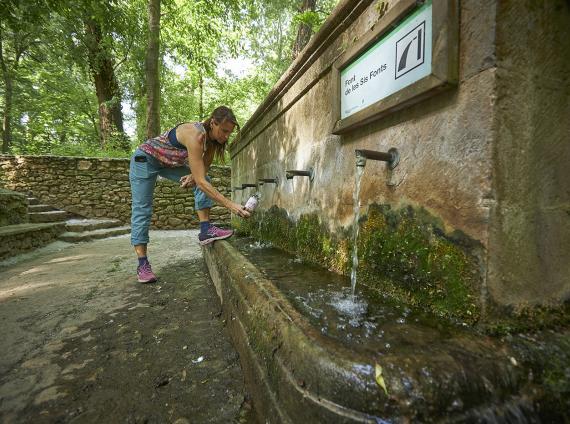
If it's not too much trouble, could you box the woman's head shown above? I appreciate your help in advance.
[203,106,239,162]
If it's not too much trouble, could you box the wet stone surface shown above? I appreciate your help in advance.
[0,231,255,424]
[230,237,569,422]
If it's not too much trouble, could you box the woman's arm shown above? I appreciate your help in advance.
[177,124,250,217]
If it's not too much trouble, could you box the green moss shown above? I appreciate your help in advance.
[235,203,483,324]
[485,301,570,336]
[235,206,350,274]
[509,330,570,421]
[357,205,481,324]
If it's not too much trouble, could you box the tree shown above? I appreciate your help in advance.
[0,1,47,153]
[291,0,317,60]
[82,5,128,150]
[145,0,161,138]
[0,0,340,157]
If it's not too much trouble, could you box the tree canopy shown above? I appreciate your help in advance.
[0,0,339,160]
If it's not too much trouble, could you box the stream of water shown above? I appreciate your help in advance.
[350,164,364,295]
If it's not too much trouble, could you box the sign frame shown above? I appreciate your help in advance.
[331,0,458,135]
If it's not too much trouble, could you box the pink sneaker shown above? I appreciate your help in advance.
[137,262,157,283]
[199,225,234,245]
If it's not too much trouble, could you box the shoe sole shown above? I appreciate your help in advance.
[138,277,157,283]
[199,233,233,246]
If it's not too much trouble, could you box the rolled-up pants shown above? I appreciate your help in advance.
[129,148,214,245]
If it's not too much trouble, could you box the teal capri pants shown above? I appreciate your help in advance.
[129,148,214,245]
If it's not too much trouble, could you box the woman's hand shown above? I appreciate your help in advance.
[179,174,196,188]
[229,201,251,218]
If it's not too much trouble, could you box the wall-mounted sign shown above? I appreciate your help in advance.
[332,0,458,134]
[341,2,432,119]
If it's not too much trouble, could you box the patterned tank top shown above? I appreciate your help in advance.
[139,122,207,167]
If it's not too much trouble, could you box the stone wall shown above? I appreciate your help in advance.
[0,223,65,261]
[488,1,570,309]
[229,0,570,317]
[0,188,28,226]
[0,155,232,229]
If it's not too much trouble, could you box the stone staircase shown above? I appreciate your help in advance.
[0,191,131,261]
[59,218,131,242]
[25,196,131,243]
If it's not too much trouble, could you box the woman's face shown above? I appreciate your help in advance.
[211,119,235,144]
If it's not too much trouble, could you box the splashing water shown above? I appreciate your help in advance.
[350,165,364,295]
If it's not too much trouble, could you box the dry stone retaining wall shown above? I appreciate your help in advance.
[0,188,28,226]
[0,155,232,229]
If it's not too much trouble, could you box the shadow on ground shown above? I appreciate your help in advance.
[0,231,256,424]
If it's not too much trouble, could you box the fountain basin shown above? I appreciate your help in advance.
[202,240,538,423]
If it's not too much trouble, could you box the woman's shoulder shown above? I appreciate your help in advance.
[193,122,206,134]
[176,122,206,147]
[177,122,206,136]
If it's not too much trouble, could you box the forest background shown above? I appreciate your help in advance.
[0,0,338,161]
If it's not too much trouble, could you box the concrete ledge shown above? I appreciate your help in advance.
[0,223,66,261]
[203,241,537,423]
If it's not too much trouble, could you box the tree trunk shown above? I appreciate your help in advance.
[199,71,204,119]
[0,29,12,153]
[1,75,12,153]
[291,0,317,60]
[145,0,161,139]
[84,18,128,150]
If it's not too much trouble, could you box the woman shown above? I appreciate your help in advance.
[129,106,250,283]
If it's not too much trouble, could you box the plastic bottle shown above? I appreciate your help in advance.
[244,193,260,212]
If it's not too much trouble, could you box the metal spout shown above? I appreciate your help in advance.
[355,148,400,169]
[232,186,244,192]
[286,167,314,182]
[259,177,279,185]
[241,183,258,189]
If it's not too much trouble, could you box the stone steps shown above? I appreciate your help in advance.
[58,226,131,243]
[65,218,125,232]
[28,210,71,223]
[0,193,130,260]
[28,204,55,213]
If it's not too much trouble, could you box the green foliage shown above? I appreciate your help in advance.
[292,11,322,34]
[1,0,340,157]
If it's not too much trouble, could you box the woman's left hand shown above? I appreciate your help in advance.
[179,174,196,188]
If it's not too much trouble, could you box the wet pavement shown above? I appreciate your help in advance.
[0,230,255,424]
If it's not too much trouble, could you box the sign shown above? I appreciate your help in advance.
[340,1,432,119]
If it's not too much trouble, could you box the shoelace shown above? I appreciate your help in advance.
[140,262,152,272]
[208,226,223,236]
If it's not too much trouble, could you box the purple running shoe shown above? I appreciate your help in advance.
[199,225,234,245]
[137,262,157,283]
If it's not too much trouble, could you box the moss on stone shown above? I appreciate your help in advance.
[234,203,482,324]
[357,204,481,324]
[233,206,351,274]
[485,301,570,336]
[509,329,570,421]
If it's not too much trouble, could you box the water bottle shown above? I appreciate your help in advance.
[244,193,260,212]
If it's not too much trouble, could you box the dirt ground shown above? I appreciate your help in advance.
[0,230,255,424]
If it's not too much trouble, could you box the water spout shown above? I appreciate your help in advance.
[286,167,314,182]
[232,186,244,192]
[259,177,279,185]
[355,148,400,169]
[241,183,258,189]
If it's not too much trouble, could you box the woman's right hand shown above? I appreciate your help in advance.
[229,201,251,218]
